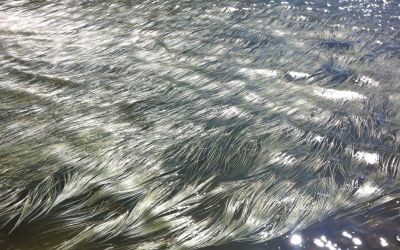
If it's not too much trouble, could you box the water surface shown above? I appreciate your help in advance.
[0,0,400,249]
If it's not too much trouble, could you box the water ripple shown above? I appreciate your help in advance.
[0,0,399,249]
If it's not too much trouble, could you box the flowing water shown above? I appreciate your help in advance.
[0,0,400,249]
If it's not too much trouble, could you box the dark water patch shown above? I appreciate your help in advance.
[320,40,354,51]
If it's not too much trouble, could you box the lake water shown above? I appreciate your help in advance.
[0,0,400,249]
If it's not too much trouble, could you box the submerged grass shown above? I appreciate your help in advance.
[1,0,400,249]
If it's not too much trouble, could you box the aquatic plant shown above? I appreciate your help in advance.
[0,0,399,249]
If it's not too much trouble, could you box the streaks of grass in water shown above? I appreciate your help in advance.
[0,0,400,249]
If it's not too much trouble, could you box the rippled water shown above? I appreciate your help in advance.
[1,0,400,249]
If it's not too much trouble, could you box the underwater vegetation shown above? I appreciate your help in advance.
[0,0,400,249]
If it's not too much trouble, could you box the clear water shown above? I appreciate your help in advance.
[0,0,400,249]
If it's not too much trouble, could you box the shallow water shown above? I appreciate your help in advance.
[0,0,400,249]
